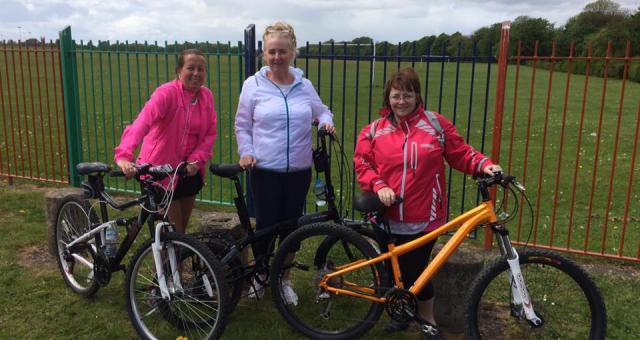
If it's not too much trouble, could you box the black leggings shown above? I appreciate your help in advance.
[249,167,311,266]
[378,231,437,301]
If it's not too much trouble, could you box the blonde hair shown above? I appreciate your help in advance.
[262,22,297,63]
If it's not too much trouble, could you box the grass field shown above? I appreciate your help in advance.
[1,179,639,339]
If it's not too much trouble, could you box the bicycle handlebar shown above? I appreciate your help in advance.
[110,162,188,181]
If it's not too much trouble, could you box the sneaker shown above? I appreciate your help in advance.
[384,319,409,332]
[281,279,298,306]
[248,274,266,299]
[420,322,443,339]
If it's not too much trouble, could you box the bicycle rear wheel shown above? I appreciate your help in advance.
[270,223,388,340]
[466,249,607,339]
[125,232,229,340]
[54,197,100,297]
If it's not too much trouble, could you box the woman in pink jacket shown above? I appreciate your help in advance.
[114,49,217,234]
[354,67,501,337]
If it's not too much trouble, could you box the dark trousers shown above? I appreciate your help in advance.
[249,167,311,267]
[377,230,437,301]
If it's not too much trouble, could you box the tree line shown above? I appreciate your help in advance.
[301,0,640,81]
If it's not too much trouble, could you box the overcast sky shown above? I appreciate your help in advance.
[1,0,639,43]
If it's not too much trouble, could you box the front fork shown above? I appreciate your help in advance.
[151,222,183,300]
[492,224,543,327]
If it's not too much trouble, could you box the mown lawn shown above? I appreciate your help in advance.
[1,178,638,339]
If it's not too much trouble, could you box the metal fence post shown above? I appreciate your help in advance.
[59,26,82,186]
[243,24,256,216]
[485,21,511,250]
[244,24,256,78]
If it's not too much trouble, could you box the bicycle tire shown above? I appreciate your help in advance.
[195,228,245,312]
[54,196,100,297]
[466,249,607,339]
[270,223,388,340]
[125,232,230,340]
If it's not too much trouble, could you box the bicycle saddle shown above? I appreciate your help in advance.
[209,163,244,178]
[76,162,111,175]
[353,192,402,213]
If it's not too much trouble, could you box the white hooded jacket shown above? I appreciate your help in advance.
[235,66,333,172]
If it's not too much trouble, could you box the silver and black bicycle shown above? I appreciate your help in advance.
[53,161,229,340]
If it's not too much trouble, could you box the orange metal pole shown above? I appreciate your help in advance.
[485,21,510,250]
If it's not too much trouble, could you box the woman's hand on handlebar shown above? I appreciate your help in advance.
[483,164,502,176]
[320,123,336,135]
[376,186,396,207]
[185,161,199,176]
[116,159,137,179]
[239,155,256,169]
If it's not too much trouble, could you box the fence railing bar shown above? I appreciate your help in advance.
[620,101,640,257]
[515,40,539,242]
[601,40,631,255]
[27,41,41,178]
[0,41,9,175]
[567,43,592,250]
[35,39,48,180]
[584,41,612,252]
[42,39,56,181]
[16,41,28,177]
[461,41,478,211]
[533,40,556,245]
[550,41,574,247]
[52,39,66,182]
[340,41,347,219]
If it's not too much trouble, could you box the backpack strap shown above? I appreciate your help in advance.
[368,117,384,139]
[424,110,445,148]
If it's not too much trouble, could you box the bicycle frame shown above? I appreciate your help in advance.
[319,201,497,303]
[212,129,345,270]
[75,166,179,280]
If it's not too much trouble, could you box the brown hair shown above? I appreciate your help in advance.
[262,21,297,64]
[175,48,205,76]
[382,67,424,110]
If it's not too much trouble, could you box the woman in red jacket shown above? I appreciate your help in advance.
[354,67,501,337]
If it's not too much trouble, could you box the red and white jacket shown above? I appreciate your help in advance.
[354,106,494,232]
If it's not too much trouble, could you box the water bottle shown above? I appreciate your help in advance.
[313,178,327,207]
[104,223,118,258]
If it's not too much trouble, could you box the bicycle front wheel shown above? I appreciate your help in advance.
[270,223,388,340]
[125,232,229,340]
[466,249,607,339]
[54,196,100,297]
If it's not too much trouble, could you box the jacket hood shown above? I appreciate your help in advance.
[256,66,305,85]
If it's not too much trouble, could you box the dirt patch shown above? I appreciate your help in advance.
[16,243,57,277]
[581,262,640,281]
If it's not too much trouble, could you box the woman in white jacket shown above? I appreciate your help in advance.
[234,21,335,304]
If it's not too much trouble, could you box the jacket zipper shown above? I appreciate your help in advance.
[267,79,302,172]
[399,121,410,221]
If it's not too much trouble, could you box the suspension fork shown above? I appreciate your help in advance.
[492,224,543,327]
[152,221,183,299]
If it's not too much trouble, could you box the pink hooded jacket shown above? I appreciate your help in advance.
[114,79,217,183]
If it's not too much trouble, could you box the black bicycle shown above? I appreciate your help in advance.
[201,127,377,312]
[53,162,229,340]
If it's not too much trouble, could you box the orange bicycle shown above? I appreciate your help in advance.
[269,173,607,339]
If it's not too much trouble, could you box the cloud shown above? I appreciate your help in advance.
[1,0,639,43]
